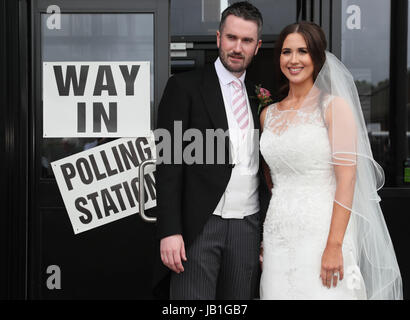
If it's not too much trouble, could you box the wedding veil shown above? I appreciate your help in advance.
[311,51,403,299]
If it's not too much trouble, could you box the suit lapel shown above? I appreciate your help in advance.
[245,79,260,130]
[199,65,229,131]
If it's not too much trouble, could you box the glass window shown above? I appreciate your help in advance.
[41,13,154,178]
[341,0,392,184]
[170,0,297,36]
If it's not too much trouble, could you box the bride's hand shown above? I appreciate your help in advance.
[320,243,344,288]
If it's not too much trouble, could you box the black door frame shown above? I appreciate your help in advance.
[0,0,30,300]
[1,0,170,299]
[29,0,170,299]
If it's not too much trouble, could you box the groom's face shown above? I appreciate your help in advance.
[217,15,262,77]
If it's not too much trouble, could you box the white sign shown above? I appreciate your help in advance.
[43,61,150,137]
[51,136,156,234]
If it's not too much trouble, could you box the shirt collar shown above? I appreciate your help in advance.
[214,57,246,86]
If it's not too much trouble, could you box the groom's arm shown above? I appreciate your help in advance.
[156,75,190,274]
[155,75,190,240]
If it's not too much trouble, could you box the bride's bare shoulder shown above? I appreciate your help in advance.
[325,95,352,114]
[324,95,354,126]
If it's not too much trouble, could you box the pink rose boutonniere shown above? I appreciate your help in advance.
[255,84,273,114]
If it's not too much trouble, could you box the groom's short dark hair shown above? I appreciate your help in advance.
[219,1,263,39]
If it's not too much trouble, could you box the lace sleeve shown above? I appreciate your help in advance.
[261,104,273,131]
[262,103,277,131]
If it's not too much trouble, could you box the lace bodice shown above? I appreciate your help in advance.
[260,100,334,189]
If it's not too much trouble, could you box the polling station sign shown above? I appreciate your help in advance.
[43,61,150,137]
[51,136,156,234]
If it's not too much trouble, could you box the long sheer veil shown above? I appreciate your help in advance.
[311,51,402,299]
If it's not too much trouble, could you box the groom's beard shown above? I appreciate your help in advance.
[218,47,256,74]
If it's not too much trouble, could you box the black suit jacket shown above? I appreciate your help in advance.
[152,64,270,298]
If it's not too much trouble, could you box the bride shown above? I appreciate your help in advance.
[259,21,402,299]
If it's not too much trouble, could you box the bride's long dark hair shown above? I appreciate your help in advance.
[274,21,327,101]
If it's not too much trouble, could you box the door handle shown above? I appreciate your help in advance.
[138,159,157,223]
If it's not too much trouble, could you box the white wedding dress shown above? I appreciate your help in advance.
[259,100,367,300]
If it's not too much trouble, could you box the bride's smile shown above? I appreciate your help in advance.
[288,67,304,75]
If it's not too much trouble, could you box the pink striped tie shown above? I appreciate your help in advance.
[230,79,249,135]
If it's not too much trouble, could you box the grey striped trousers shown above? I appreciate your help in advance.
[170,213,261,300]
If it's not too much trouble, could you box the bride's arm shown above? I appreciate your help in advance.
[321,165,356,288]
[321,97,357,288]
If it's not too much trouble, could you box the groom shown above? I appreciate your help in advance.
[153,2,269,299]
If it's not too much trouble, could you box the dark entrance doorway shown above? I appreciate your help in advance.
[31,0,169,299]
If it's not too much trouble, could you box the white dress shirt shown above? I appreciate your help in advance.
[212,57,260,219]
